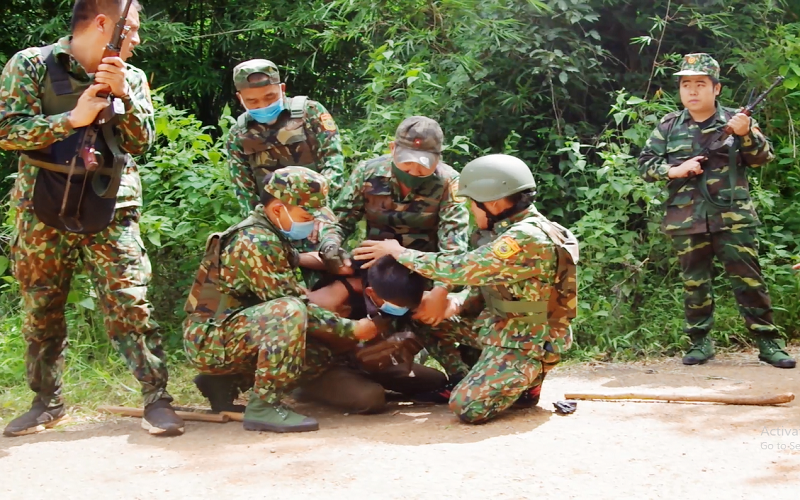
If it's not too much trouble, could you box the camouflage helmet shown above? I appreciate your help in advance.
[674,53,720,80]
[457,154,536,202]
[263,166,333,220]
[233,59,281,91]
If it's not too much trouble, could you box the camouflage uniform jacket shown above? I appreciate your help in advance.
[319,154,469,290]
[0,36,154,212]
[638,105,774,235]
[226,97,344,216]
[397,205,575,353]
[184,208,357,340]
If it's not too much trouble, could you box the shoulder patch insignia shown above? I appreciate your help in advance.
[491,236,521,259]
[449,180,466,203]
[320,113,337,132]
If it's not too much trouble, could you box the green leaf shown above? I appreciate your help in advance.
[626,96,646,105]
[0,256,8,276]
[147,232,162,248]
[77,297,95,310]
[559,72,568,84]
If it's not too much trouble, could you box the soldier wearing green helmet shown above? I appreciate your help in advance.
[638,53,795,369]
[182,166,379,433]
[353,154,579,424]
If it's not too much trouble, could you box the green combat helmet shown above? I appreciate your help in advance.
[263,166,334,220]
[674,53,720,80]
[458,154,537,202]
[233,59,281,90]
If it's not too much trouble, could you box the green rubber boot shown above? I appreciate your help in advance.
[682,335,715,365]
[242,398,319,433]
[757,338,796,369]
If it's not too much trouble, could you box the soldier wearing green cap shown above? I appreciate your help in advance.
[352,154,579,424]
[638,53,795,368]
[182,166,379,433]
[312,116,477,402]
[225,59,345,222]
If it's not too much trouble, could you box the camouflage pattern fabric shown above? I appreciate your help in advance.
[0,37,165,408]
[226,97,344,216]
[638,106,773,235]
[396,204,574,353]
[674,53,720,79]
[0,36,155,213]
[183,297,333,404]
[184,210,364,402]
[262,165,334,221]
[449,345,560,424]
[414,317,481,377]
[11,208,170,408]
[232,59,281,89]
[318,154,469,291]
[673,228,779,338]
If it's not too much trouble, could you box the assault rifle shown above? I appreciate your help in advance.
[60,0,133,232]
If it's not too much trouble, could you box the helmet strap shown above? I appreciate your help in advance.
[475,194,534,230]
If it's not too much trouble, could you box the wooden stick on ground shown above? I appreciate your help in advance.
[97,405,230,423]
[563,392,795,406]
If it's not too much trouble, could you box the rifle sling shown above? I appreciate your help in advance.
[21,152,115,176]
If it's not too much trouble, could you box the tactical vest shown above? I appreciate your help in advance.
[23,45,128,234]
[235,96,316,195]
[362,162,447,252]
[184,212,299,326]
[478,215,578,334]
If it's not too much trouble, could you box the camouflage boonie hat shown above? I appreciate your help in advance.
[233,59,281,91]
[674,53,720,80]
[394,116,444,169]
[263,166,333,220]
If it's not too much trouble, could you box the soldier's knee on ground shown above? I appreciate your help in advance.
[449,398,489,425]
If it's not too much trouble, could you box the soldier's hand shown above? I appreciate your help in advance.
[793,263,800,271]
[728,113,751,136]
[319,242,354,275]
[68,84,111,128]
[352,239,405,268]
[95,57,130,98]
[354,318,379,342]
[413,286,450,326]
[669,156,706,179]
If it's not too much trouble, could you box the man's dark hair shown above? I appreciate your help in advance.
[259,172,276,206]
[677,75,720,86]
[71,0,141,33]
[368,256,427,309]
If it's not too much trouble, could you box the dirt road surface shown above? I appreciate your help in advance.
[2,352,799,500]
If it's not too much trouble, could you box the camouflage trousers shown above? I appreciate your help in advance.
[183,297,333,404]
[449,345,560,424]
[11,208,171,408]
[672,228,779,339]
[417,317,481,377]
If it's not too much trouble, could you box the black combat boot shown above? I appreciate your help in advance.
[3,399,66,437]
[142,399,185,436]
[513,372,548,409]
[411,374,465,404]
[194,374,248,413]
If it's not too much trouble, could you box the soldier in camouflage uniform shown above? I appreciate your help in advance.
[0,0,184,437]
[316,116,479,402]
[183,166,379,432]
[639,53,795,369]
[226,59,345,218]
[354,154,579,424]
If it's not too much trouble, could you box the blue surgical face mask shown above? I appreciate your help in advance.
[278,206,315,240]
[247,95,285,124]
[379,300,410,317]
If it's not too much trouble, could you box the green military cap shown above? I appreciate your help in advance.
[674,53,720,80]
[233,59,281,91]
[263,166,333,220]
[394,116,444,169]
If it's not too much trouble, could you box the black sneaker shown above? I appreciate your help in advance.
[512,385,542,409]
[3,400,67,437]
[142,399,185,436]
[193,374,247,413]
[412,375,464,404]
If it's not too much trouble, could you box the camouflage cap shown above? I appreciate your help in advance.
[674,53,720,80]
[263,166,333,220]
[233,59,281,91]
[394,116,444,168]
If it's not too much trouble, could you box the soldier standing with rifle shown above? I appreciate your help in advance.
[638,53,795,368]
[0,0,185,437]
